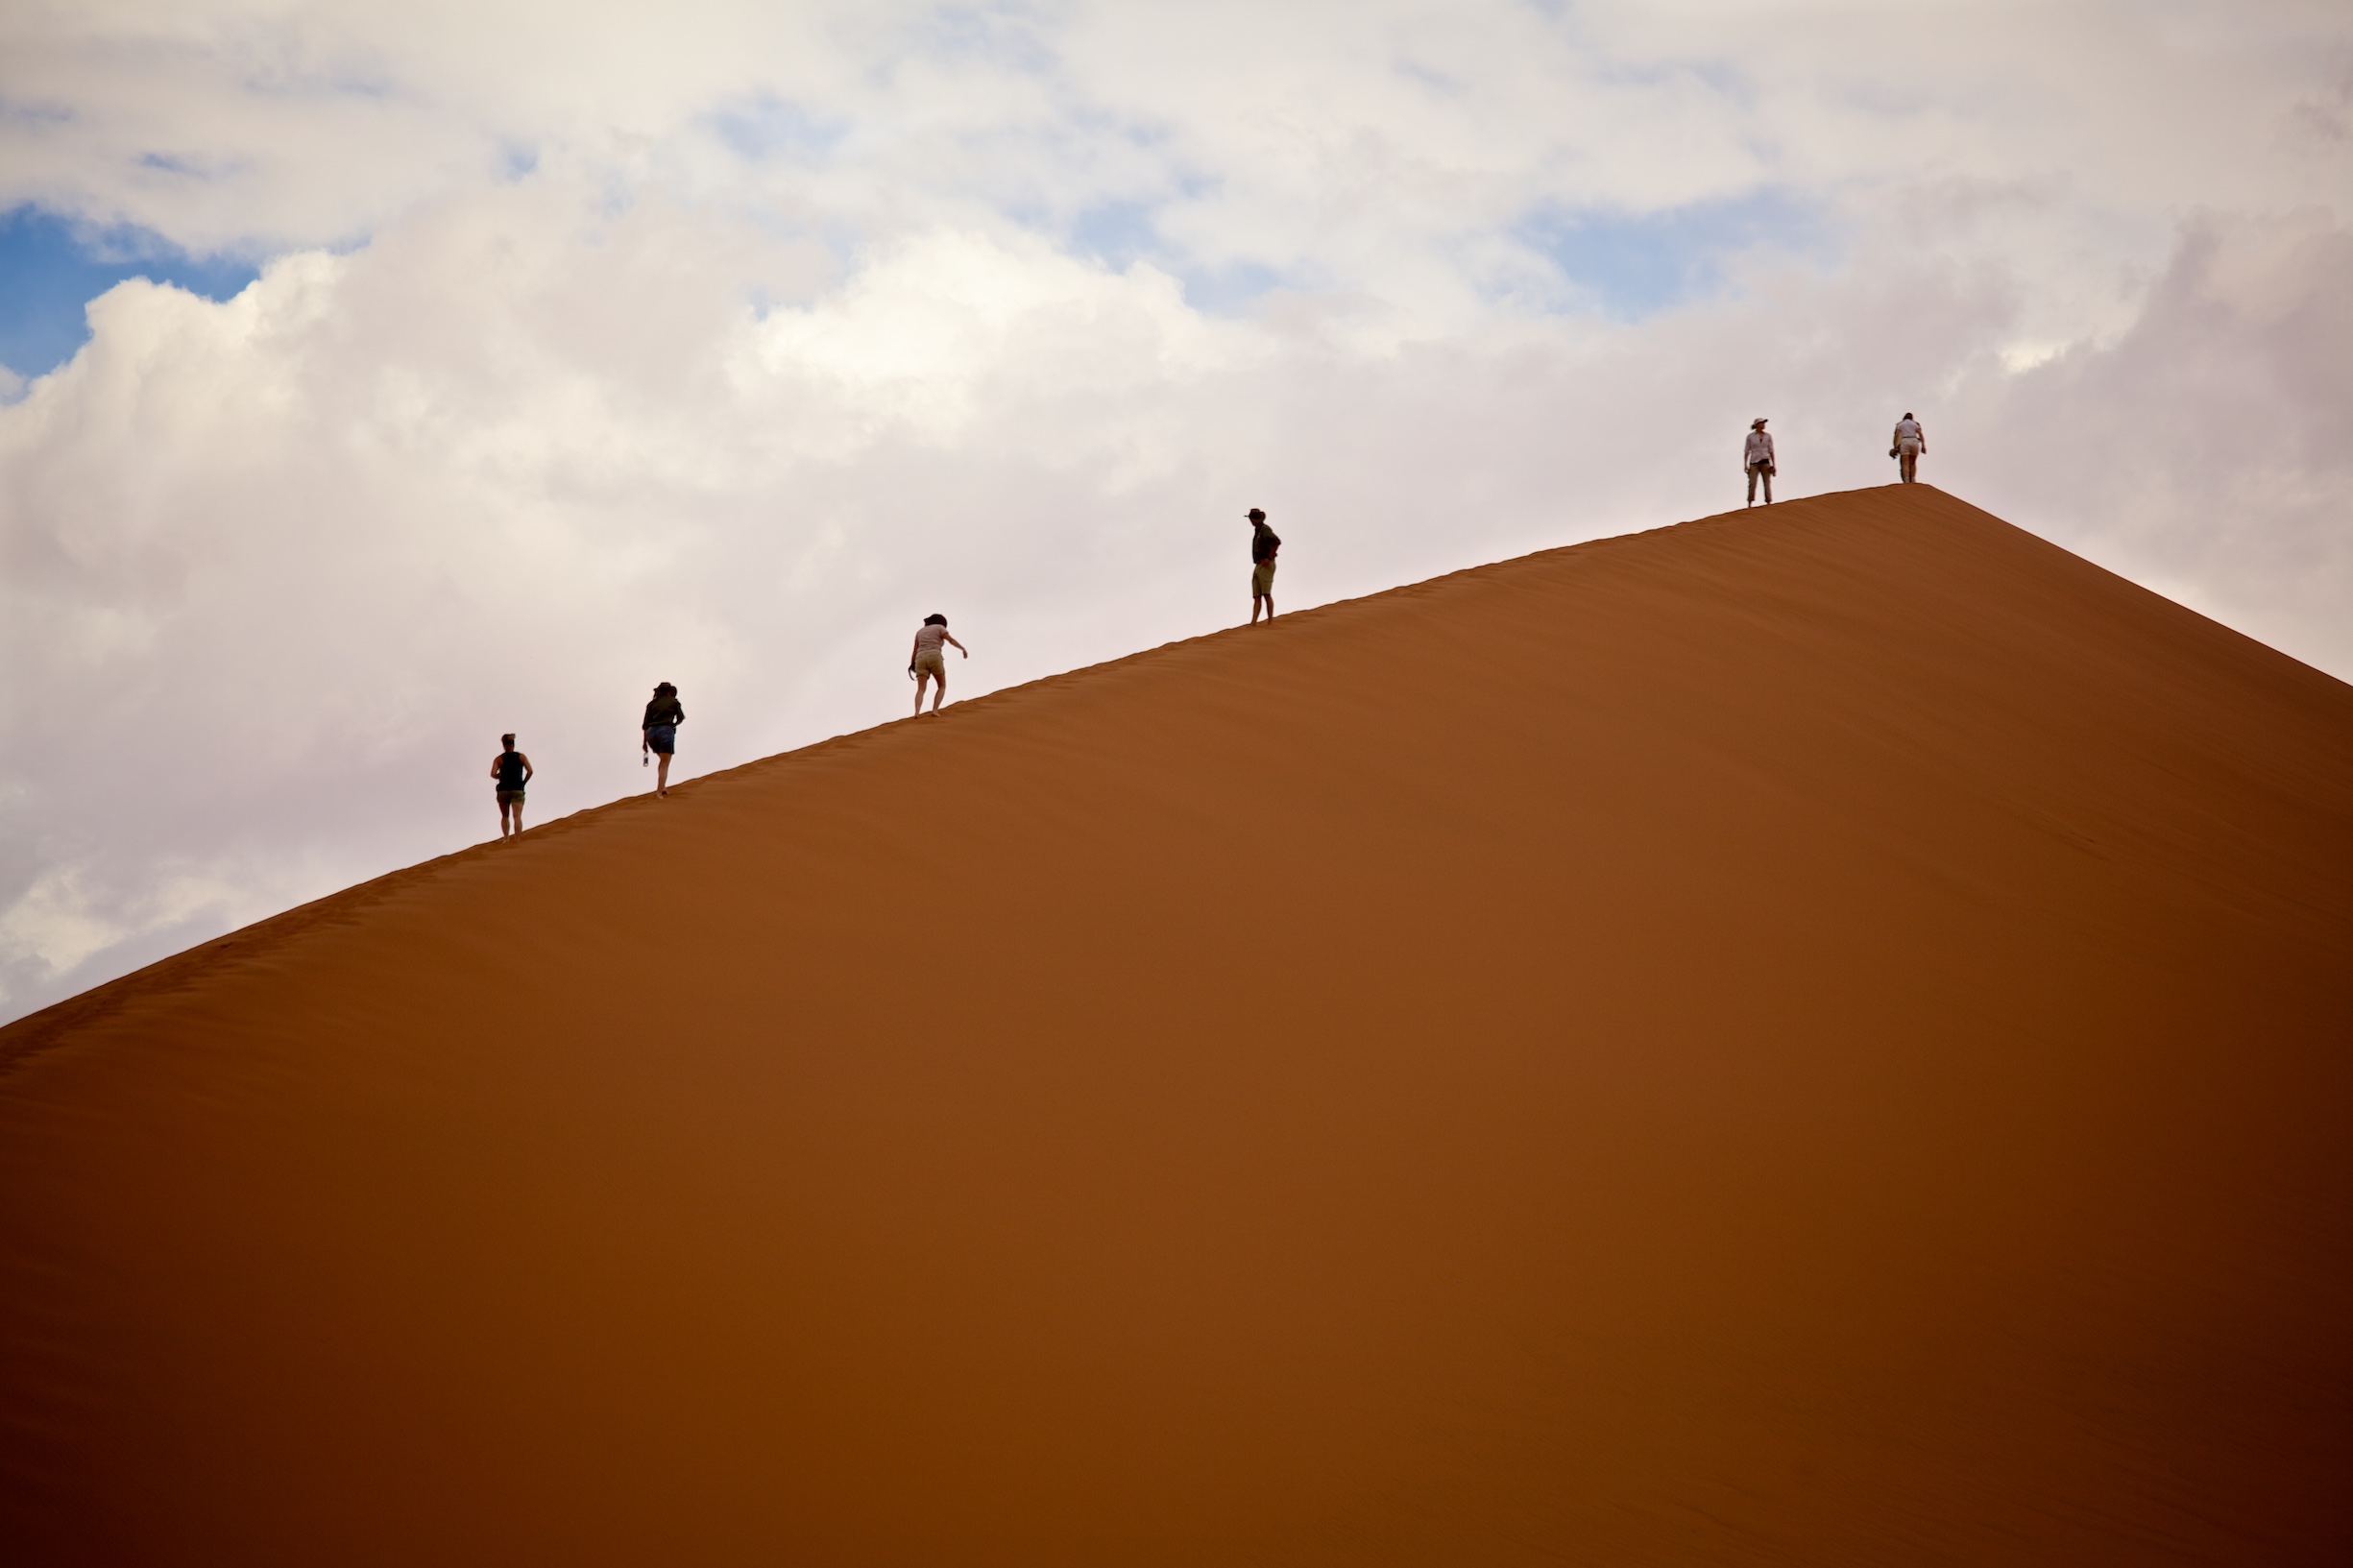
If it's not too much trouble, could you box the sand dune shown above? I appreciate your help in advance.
[3,484,2349,1563]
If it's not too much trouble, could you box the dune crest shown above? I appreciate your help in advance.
[4,485,2349,1562]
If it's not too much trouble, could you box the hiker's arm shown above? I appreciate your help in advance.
[521,756,534,784]
[947,634,967,656]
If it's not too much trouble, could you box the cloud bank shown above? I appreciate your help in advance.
[1,0,2347,1019]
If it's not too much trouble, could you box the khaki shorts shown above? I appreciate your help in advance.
[913,650,947,679]
[497,789,524,807]
[1251,559,1276,597]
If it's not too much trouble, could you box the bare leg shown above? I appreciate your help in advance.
[1250,595,1262,624]
[657,754,671,796]
[914,672,933,715]
[931,670,947,712]
[513,801,525,832]
[499,802,513,837]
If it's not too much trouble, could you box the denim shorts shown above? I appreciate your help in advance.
[646,724,676,755]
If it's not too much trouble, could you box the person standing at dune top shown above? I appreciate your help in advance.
[1891,412,1927,483]
[910,614,967,716]
[1248,507,1281,623]
[642,682,684,797]
[490,733,533,837]
[1745,419,1776,507]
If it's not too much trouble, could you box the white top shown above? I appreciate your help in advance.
[914,623,947,658]
[1894,417,1924,445]
[1745,429,1776,466]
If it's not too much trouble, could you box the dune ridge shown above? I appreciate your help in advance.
[3,483,2349,1563]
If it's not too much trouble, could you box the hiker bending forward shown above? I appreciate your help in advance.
[910,614,967,715]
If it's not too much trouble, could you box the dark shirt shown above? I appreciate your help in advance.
[497,752,527,790]
[1251,523,1281,564]
[643,695,685,729]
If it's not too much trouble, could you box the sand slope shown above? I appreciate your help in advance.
[3,485,2349,1563]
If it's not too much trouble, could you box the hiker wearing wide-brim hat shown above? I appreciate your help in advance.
[1744,419,1777,508]
[642,682,684,798]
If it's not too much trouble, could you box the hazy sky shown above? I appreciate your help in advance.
[2,0,2348,1022]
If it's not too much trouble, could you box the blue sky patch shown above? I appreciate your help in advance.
[1172,257,1288,315]
[0,205,260,377]
[1067,199,1292,313]
[712,95,847,160]
[1069,200,1161,271]
[1517,189,1830,319]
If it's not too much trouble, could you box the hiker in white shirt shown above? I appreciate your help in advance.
[1744,419,1776,507]
[1890,413,1926,483]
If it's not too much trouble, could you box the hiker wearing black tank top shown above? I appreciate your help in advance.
[490,733,534,837]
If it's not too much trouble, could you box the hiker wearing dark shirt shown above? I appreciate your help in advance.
[490,733,533,837]
[1248,507,1281,623]
[642,682,684,798]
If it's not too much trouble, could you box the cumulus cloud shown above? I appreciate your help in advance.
[0,0,2346,1019]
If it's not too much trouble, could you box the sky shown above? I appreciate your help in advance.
[0,0,2348,1023]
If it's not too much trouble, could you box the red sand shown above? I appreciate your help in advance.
[3,485,2349,1562]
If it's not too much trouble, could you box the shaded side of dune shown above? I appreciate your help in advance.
[3,484,2350,1565]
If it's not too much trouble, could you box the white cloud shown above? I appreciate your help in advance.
[0,0,2346,1019]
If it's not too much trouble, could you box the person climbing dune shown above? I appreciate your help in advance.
[642,682,684,797]
[490,734,533,836]
[910,615,967,716]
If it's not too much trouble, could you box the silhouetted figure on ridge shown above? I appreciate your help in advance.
[491,733,533,836]
[643,682,683,797]
[1248,507,1281,622]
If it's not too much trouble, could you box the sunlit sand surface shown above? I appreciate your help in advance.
[4,484,2348,1561]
